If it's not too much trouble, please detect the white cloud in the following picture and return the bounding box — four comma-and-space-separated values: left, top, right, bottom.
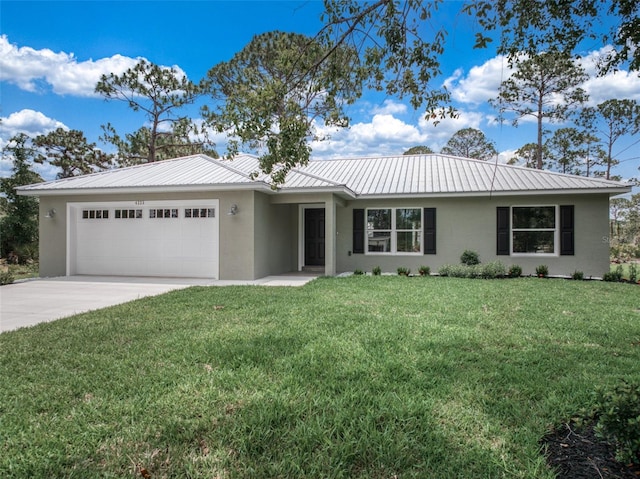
371, 99, 408, 115
311, 113, 429, 158
445, 55, 511, 105
417, 110, 487, 150
577, 47, 640, 104
0, 110, 68, 179
309, 108, 495, 158
0, 35, 186, 97
0, 109, 68, 139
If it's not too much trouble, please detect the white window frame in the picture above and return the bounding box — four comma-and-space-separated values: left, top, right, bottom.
510, 205, 559, 257
365, 207, 423, 255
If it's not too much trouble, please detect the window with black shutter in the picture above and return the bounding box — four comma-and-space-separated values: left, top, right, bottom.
496, 207, 510, 255
353, 209, 364, 254
424, 208, 436, 254
560, 205, 575, 255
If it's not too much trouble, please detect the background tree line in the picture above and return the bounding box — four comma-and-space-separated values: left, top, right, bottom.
2, 0, 639, 262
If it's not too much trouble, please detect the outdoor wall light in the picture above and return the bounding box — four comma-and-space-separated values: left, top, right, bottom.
227, 204, 238, 216
44, 208, 56, 219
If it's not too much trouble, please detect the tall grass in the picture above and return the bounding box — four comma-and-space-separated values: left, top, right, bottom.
1, 277, 638, 478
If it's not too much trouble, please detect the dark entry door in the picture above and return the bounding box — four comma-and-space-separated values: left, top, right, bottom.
304, 208, 325, 266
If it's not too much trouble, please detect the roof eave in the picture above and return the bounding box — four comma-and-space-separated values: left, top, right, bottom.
356, 186, 632, 199
16, 182, 274, 197
278, 185, 357, 199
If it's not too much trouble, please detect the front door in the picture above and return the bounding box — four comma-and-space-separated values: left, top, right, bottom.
304, 208, 325, 266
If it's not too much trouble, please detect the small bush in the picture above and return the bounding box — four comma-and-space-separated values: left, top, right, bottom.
372, 266, 382, 276
438, 264, 452, 277
629, 263, 638, 283
535, 265, 549, 278
508, 264, 522, 278
437, 263, 505, 279
0, 270, 15, 285
460, 250, 480, 266
353, 269, 364, 276
592, 380, 640, 464
572, 270, 584, 281
604, 265, 624, 282
397, 267, 410, 276
418, 265, 430, 276
480, 261, 506, 279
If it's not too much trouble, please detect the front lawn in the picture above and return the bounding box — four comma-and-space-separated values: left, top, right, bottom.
1, 277, 638, 478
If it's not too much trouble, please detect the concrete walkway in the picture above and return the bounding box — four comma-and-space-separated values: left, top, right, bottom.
0, 274, 318, 333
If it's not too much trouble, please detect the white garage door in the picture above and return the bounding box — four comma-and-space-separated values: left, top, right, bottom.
68, 200, 219, 278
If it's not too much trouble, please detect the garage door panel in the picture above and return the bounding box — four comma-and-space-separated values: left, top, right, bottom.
71, 201, 219, 278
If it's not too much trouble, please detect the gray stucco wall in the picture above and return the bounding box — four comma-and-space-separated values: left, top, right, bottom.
336, 194, 611, 278
253, 192, 295, 279
38, 190, 258, 280
37, 190, 612, 280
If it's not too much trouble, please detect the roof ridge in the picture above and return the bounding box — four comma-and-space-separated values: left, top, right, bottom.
289, 166, 345, 187
205, 155, 258, 180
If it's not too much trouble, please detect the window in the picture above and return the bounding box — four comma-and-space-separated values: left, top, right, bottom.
511, 206, 556, 254
184, 208, 215, 218
82, 209, 109, 219
114, 209, 142, 219
149, 208, 178, 219
366, 208, 422, 254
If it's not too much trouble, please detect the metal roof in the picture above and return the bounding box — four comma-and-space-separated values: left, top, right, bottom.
17, 153, 631, 197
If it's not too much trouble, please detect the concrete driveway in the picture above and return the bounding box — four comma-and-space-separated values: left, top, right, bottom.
1, 274, 318, 333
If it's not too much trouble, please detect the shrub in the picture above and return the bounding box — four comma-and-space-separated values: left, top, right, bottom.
438, 264, 452, 277
353, 269, 364, 276
372, 266, 382, 276
508, 264, 522, 278
572, 270, 584, 281
604, 265, 624, 282
418, 265, 430, 276
629, 263, 638, 283
0, 270, 15, 285
480, 261, 506, 279
437, 263, 505, 279
397, 267, 410, 276
535, 265, 549, 278
460, 250, 480, 266
592, 380, 640, 464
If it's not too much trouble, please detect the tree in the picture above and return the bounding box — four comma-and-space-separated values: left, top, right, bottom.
202, 31, 363, 184
196, 1, 638, 179
491, 51, 588, 169
440, 128, 497, 161
610, 194, 640, 253
590, 99, 640, 180
403, 145, 433, 155
33, 128, 113, 178
508, 143, 541, 168
465, 0, 640, 72
101, 121, 218, 167
0, 134, 42, 262
545, 127, 585, 175
316, 1, 639, 111
96, 59, 209, 165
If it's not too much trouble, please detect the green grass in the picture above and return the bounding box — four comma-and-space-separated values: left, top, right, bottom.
1, 277, 639, 478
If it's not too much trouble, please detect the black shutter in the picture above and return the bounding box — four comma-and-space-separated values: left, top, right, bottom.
496, 207, 510, 255
353, 209, 364, 254
424, 208, 436, 254
560, 205, 575, 255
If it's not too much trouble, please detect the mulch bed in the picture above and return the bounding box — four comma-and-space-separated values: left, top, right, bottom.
542, 421, 640, 478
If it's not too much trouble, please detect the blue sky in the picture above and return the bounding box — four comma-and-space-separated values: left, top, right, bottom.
1, 0, 639, 185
